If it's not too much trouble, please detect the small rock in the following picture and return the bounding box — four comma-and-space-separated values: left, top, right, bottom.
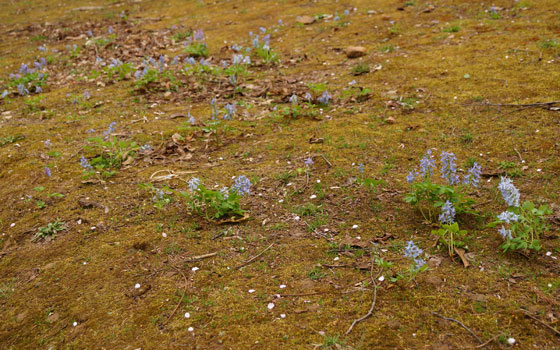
427, 256, 442, 268
346, 46, 367, 58
387, 319, 401, 330
425, 275, 443, 287
296, 16, 316, 25
47, 312, 60, 323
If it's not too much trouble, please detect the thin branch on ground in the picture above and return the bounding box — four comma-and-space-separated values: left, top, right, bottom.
161, 265, 189, 327
431, 312, 482, 343
474, 333, 504, 348
520, 309, 560, 337
346, 256, 382, 335
235, 243, 274, 270
319, 154, 332, 167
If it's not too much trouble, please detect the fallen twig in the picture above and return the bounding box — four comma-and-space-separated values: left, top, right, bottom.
474, 333, 504, 348
235, 243, 274, 270
319, 154, 333, 167
186, 252, 218, 261
431, 312, 482, 343
346, 257, 382, 335
520, 309, 560, 337
161, 266, 188, 327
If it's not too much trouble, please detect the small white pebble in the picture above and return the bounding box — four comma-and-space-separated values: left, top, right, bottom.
90, 226, 96, 231
134, 283, 141, 289
505, 55, 509, 59
73, 321, 78, 327
279, 284, 286, 289
310, 195, 317, 199
324, 228, 329, 232
280, 314, 286, 318
162, 232, 167, 238
507, 338, 515, 345
294, 216, 300, 221
536, 169, 541, 172
381, 249, 388, 252
548, 283, 552, 288
333, 257, 340, 261
278, 199, 284, 203
316, 179, 321, 183
9, 222, 16, 227
83, 262, 87, 265
248, 289, 255, 293
77, 219, 82, 225
191, 267, 199, 272
318, 331, 325, 336
412, 333, 416, 337
184, 312, 190, 318
188, 327, 194, 332
546, 251, 552, 256
356, 236, 361, 240
378, 276, 385, 282
267, 303, 275, 310
352, 224, 358, 229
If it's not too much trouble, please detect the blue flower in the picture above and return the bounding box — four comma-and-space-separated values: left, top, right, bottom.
188, 177, 201, 191
252, 35, 259, 48
440, 151, 459, 185
35, 86, 42, 94
87, 30, 93, 37
304, 157, 314, 167
404, 240, 423, 259
304, 92, 312, 102
45, 166, 52, 177
413, 257, 426, 270
103, 122, 116, 139
289, 94, 298, 105
83, 90, 90, 100
43, 140, 52, 148
259, 26, 267, 34
193, 29, 204, 41
419, 149, 436, 179
220, 187, 230, 199
232, 175, 251, 196
464, 162, 482, 187
1, 90, 8, 99
188, 113, 196, 125
406, 169, 418, 183
224, 103, 236, 120
229, 75, 237, 86
80, 156, 93, 171
140, 144, 152, 152
498, 225, 512, 240
344, 9, 350, 16
108, 26, 114, 34
438, 200, 456, 224
357, 163, 364, 174
497, 211, 519, 224
17, 84, 29, 96
318, 91, 331, 105
498, 177, 520, 207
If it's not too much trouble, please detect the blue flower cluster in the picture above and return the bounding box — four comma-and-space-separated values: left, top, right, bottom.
497, 211, 519, 224
80, 156, 93, 171
188, 177, 201, 191
438, 200, 456, 224
498, 177, 520, 207
407, 149, 481, 187
317, 91, 332, 105
404, 240, 426, 270
232, 175, 251, 196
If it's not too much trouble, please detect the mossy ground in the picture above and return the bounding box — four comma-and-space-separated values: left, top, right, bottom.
1, 0, 559, 349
